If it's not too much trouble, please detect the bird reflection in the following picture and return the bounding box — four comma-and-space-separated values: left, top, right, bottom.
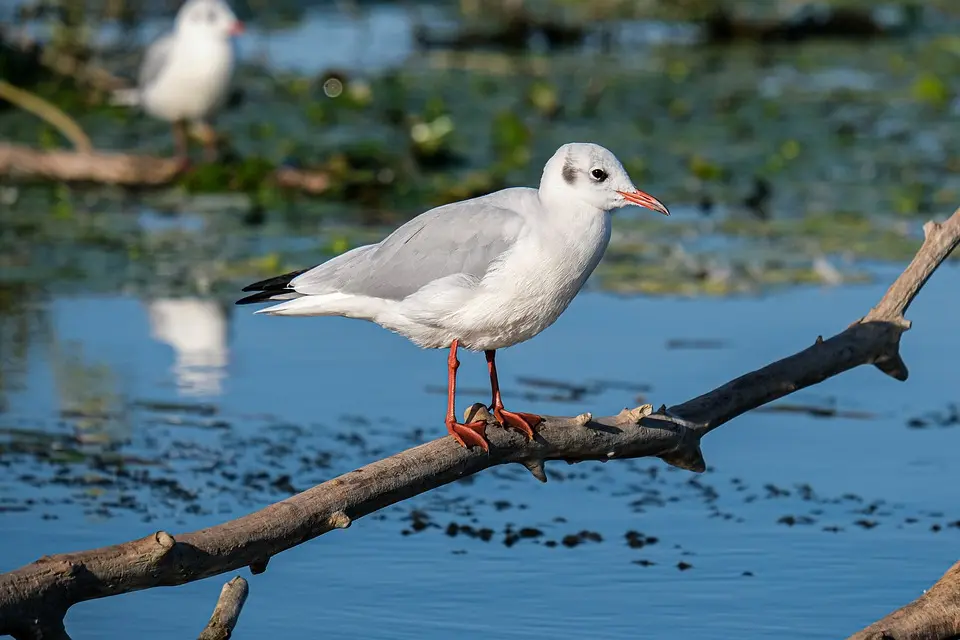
147, 298, 231, 397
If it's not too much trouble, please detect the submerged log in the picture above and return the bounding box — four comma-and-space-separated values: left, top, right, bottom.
0, 143, 331, 193
0, 143, 182, 186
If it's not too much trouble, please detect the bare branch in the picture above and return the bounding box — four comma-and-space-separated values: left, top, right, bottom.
0, 143, 332, 193
666, 208, 960, 435
273, 166, 331, 195
0, 207, 958, 639
849, 561, 960, 640
198, 577, 249, 640
867, 217, 960, 322
0, 144, 182, 186
0, 82, 92, 152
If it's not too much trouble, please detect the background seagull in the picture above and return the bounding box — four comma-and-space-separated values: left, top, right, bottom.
124, 0, 244, 161
237, 142, 669, 450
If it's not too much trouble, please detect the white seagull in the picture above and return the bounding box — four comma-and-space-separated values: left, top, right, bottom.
237, 143, 669, 450
136, 0, 243, 160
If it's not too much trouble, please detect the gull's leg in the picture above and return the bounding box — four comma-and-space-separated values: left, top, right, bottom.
485, 349, 541, 440
445, 339, 489, 451
171, 119, 189, 163
196, 121, 219, 163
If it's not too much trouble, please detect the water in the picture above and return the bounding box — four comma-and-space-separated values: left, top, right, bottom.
5, 1, 960, 636
242, 4, 427, 73
2, 263, 959, 638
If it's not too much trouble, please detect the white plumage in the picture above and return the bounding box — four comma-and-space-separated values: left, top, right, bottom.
134, 0, 243, 157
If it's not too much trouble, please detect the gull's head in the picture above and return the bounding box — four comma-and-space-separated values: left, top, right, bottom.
175, 0, 244, 39
540, 142, 669, 216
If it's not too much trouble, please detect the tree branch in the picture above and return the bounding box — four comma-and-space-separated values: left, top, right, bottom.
198, 577, 249, 640
849, 561, 960, 640
0, 207, 958, 639
666, 210, 960, 438
0, 143, 332, 192
0, 82, 92, 153
0, 144, 181, 186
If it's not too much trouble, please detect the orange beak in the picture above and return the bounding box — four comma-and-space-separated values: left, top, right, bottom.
230, 21, 245, 36
617, 190, 670, 216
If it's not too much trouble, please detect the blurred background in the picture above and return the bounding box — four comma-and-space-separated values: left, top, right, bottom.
2, 0, 960, 638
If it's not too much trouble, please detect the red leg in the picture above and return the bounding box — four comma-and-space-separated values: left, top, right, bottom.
445, 339, 489, 451
485, 350, 542, 440
172, 120, 189, 162
197, 121, 219, 163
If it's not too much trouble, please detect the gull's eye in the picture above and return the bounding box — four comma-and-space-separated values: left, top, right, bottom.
590, 168, 608, 182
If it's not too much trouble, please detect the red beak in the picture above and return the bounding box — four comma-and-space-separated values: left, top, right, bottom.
230, 21, 245, 36
616, 190, 670, 216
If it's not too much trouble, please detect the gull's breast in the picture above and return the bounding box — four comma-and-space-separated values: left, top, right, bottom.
451, 212, 612, 350
144, 38, 234, 120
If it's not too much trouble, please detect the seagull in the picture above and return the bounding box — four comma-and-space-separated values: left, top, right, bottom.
237, 143, 669, 450
134, 0, 243, 161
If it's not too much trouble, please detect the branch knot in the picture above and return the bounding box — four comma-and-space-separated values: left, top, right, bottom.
329, 511, 352, 529
574, 412, 593, 426
619, 404, 653, 424
155, 531, 176, 550
522, 459, 548, 483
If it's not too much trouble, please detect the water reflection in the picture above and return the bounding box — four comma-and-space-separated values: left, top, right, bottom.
146, 298, 231, 398
0, 282, 49, 413
49, 339, 130, 447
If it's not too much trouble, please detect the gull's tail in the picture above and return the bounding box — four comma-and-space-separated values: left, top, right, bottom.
235, 268, 309, 305
236, 267, 387, 319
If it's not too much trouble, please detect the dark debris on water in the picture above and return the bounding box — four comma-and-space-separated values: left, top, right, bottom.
1, 394, 957, 567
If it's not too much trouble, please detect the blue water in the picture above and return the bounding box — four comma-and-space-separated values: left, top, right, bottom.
3, 262, 959, 638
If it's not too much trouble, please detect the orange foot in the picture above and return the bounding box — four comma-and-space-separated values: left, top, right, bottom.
493, 407, 542, 441
446, 418, 489, 451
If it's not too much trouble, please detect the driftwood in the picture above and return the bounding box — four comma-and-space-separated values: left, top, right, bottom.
0, 143, 332, 192
0, 82, 318, 192
848, 560, 960, 640
198, 577, 249, 640
0, 143, 182, 186
0, 207, 959, 639
0, 82, 92, 153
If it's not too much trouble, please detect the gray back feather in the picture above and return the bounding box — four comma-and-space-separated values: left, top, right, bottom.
138, 33, 174, 91
291, 189, 533, 300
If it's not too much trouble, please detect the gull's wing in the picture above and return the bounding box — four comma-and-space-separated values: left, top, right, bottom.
291, 189, 533, 301
138, 33, 174, 91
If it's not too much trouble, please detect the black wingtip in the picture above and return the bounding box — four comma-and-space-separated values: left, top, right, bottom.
236, 291, 279, 305
241, 268, 309, 292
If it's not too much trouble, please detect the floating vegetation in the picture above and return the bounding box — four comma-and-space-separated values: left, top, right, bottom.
2, 398, 954, 550
4, 0, 959, 302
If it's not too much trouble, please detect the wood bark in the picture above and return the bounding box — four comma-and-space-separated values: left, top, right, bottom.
0, 82, 92, 153
849, 561, 960, 640
0, 143, 331, 192
0, 208, 958, 639
197, 577, 249, 640
0, 143, 182, 186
